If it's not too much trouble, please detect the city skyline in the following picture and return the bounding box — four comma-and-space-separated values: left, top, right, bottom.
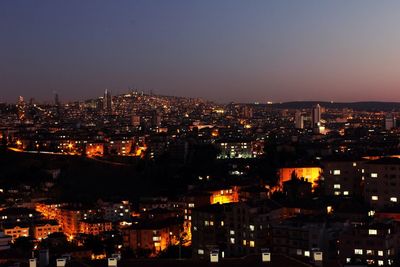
3, 1, 400, 103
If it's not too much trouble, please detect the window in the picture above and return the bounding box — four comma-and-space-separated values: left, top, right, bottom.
198, 249, 204, 255
354, 249, 363, 255
230, 238, 235, 244
243, 240, 247, 245
371, 173, 378, 178
220, 221, 224, 226
390, 197, 397, 202
333, 170, 341, 175
204, 221, 209, 226
369, 229, 377, 235
378, 260, 384, 266
378, 250, 383, 256
304, 251, 310, 257
343, 191, 349, 196
334, 184, 341, 189
371, 196, 378, 201
249, 225, 255, 231
249, 241, 255, 247
230, 230, 235, 235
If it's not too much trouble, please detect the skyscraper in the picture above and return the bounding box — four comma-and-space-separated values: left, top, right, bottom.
295, 111, 304, 129
103, 89, 112, 113
311, 104, 322, 127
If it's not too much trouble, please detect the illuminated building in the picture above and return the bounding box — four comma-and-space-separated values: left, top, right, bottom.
3, 224, 29, 241
122, 219, 181, 255
85, 142, 104, 157
216, 140, 256, 159
103, 89, 112, 114
311, 104, 322, 128
321, 158, 365, 197
278, 167, 321, 189
295, 111, 304, 129
33, 220, 62, 240
79, 220, 112, 235
192, 200, 282, 259
338, 220, 397, 266
209, 187, 239, 205
36, 201, 65, 220
363, 157, 400, 208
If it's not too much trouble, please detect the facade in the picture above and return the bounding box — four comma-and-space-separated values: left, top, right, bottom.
363, 158, 400, 209
33, 220, 62, 240
338, 220, 397, 266
3, 224, 29, 241
321, 158, 364, 197
191, 200, 284, 259
79, 220, 112, 235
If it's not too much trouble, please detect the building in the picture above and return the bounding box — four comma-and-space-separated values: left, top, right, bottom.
103, 89, 112, 113
33, 220, 62, 240
321, 158, 365, 197
79, 220, 112, 235
3, 223, 29, 241
122, 218, 181, 255
191, 200, 284, 259
385, 114, 396, 130
295, 111, 304, 129
0, 232, 11, 250
277, 167, 321, 189
338, 220, 397, 266
363, 157, 400, 209
311, 104, 322, 128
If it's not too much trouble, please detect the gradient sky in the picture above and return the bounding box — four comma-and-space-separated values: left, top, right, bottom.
2, 1, 400, 103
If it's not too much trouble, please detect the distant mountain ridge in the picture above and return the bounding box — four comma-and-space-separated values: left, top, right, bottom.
262, 101, 400, 111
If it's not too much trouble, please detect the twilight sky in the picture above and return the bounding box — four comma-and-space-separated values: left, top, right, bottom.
2, 1, 400, 103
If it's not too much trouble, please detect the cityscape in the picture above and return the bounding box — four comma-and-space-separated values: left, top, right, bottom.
3, 1, 400, 267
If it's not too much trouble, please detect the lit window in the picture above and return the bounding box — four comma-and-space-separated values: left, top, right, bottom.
249, 225, 255, 231
378, 260, 384, 266
369, 229, 377, 235
333, 170, 341, 175
353, 162, 357, 167
343, 191, 349, 196
354, 249, 363, 255
230, 230, 235, 235
378, 250, 383, 256
230, 238, 235, 244
221, 221, 224, 226
210, 221, 214, 226
372, 196, 378, 201
249, 241, 255, 247
390, 197, 397, 202
198, 249, 204, 255
371, 173, 378, 178
334, 184, 341, 189
243, 240, 247, 245
204, 221, 209, 226
366, 250, 373, 255
304, 251, 310, 257
188, 203, 195, 208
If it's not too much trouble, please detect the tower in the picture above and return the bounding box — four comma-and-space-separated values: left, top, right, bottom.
103, 89, 112, 113
311, 104, 322, 127
295, 111, 304, 129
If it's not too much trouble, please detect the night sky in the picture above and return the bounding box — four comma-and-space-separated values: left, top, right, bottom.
2, 1, 400, 103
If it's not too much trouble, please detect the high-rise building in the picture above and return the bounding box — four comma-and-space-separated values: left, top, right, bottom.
103, 89, 112, 113
385, 114, 396, 130
295, 111, 304, 129
311, 104, 322, 127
